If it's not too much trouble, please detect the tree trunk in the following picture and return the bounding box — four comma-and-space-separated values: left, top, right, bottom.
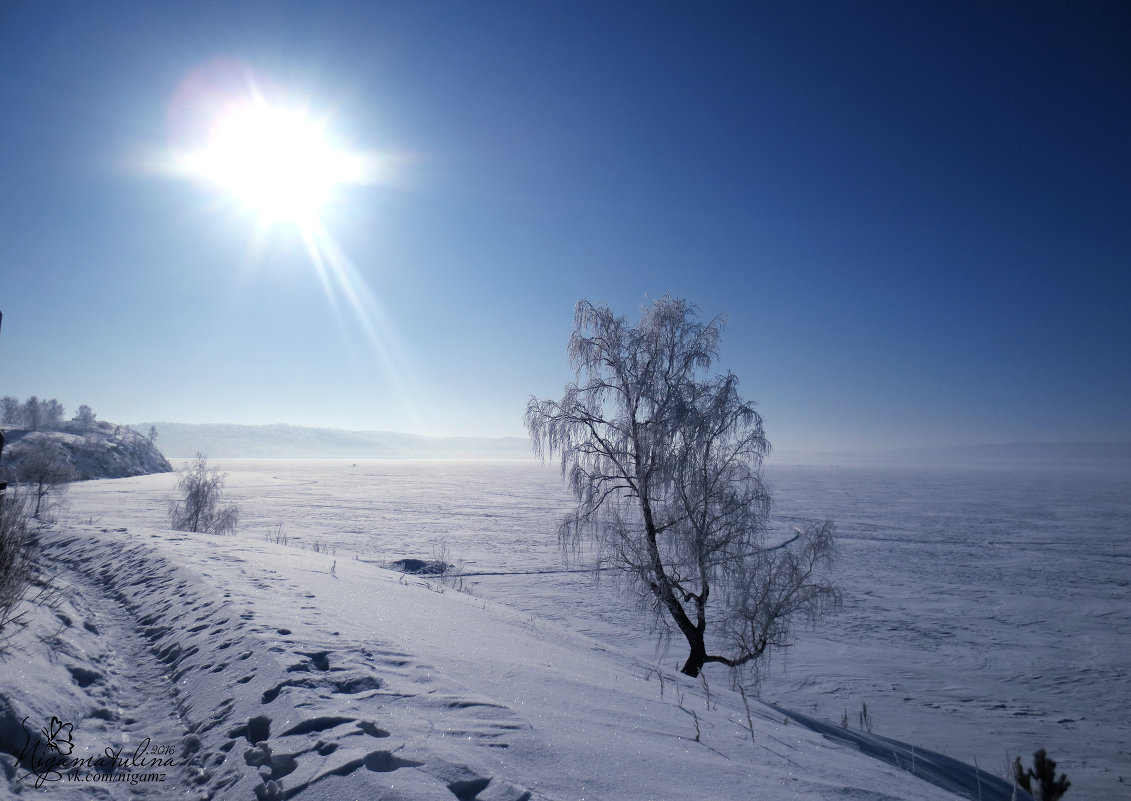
680, 630, 709, 677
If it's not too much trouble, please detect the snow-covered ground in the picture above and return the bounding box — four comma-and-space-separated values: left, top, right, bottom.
767, 463, 1131, 801
3, 458, 1126, 799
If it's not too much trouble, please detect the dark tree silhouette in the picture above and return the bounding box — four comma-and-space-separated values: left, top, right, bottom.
1014, 749, 1070, 801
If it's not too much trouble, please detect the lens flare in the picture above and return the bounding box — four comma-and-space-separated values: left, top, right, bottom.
163, 59, 382, 228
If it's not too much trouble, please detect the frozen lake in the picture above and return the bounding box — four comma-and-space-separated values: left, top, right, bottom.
66, 458, 1131, 800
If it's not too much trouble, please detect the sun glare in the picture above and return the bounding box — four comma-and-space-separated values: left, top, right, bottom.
156, 60, 420, 426
181, 102, 366, 226
162, 60, 383, 229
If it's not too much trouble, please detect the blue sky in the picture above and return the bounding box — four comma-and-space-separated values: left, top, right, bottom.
1, 1, 1128, 452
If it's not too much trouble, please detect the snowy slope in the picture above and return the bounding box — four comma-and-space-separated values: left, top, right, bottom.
0, 515, 996, 799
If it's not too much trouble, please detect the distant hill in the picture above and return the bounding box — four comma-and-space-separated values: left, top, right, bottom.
134, 422, 534, 460
771, 441, 1131, 468
1, 420, 173, 480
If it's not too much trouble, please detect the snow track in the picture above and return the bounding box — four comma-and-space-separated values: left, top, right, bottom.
2, 525, 537, 800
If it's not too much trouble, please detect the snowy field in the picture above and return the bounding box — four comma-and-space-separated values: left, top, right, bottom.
9, 458, 1129, 799
766, 463, 1131, 801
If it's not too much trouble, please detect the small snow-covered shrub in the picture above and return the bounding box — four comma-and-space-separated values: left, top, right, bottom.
0, 487, 35, 646
433, 540, 470, 593
169, 454, 239, 535
16, 435, 75, 519
266, 523, 288, 545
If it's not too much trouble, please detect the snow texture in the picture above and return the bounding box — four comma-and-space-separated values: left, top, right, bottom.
1, 459, 1126, 800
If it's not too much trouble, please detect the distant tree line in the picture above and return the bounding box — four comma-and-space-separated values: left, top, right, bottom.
1, 396, 97, 432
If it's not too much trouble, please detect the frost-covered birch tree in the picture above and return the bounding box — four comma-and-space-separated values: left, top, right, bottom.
20, 435, 75, 518
22, 397, 41, 431
74, 404, 97, 432
169, 454, 239, 536
0, 397, 20, 426
42, 399, 65, 430
525, 297, 840, 679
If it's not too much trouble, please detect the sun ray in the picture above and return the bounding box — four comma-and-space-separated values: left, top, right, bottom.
298, 222, 425, 433
155, 59, 419, 429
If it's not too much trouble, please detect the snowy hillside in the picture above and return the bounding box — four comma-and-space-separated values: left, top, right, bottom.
1, 421, 172, 481
0, 475, 1027, 800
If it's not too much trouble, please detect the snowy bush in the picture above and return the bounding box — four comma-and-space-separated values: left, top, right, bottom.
433, 540, 470, 594
17, 434, 76, 519
0, 487, 35, 646
169, 454, 240, 535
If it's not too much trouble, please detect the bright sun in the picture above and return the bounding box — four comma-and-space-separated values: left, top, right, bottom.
182, 101, 363, 226
162, 60, 387, 230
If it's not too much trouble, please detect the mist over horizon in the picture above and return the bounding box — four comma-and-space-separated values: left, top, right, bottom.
135, 420, 534, 460
133, 420, 1131, 469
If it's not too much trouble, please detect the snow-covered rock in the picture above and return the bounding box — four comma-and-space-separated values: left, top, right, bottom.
1, 421, 172, 481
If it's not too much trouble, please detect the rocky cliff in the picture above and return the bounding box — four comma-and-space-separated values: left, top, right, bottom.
0, 420, 173, 481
